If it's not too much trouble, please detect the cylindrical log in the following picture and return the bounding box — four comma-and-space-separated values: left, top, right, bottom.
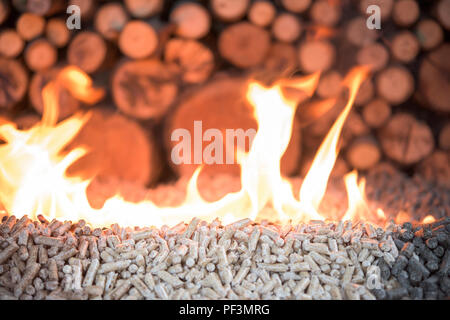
218, 22, 270, 68
69, 0, 96, 21
67, 31, 107, 74
417, 151, 450, 188
66, 108, 160, 186
362, 99, 391, 129
378, 112, 434, 165
0, 58, 28, 110
25, 0, 65, 16
29, 67, 80, 120
436, 0, 450, 30
263, 42, 298, 78
118, 20, 158, 59
418, 44, 450, 112
390, 31, 419, 63
393, 0, 419, 27
112, 58, 178, 120
439, 123, 450, 150
94, 3, 129, 41
346, 17, 378, 47
24, 38, 57, 72
248, 1, 276, 28
45, 18, 70, 48
272, 13, 302, 44
0, 0, 9, 25
164, 38, 214, 84
346, 136, 381, 171
16, 13, 45, 41
298, 40, 335, 73
165, 76, 302, 178
376, 66, 414, 105
310, 0, 341, 27
170, 2, 211, 39
281, 0, 311, 13
0, 30, 24, 58
354, 79, 374, 107
124, 0, 163, 18
316, 71, 342, 99
415, 19, 443, 51
356, 43, 389, 72
211, 0, 250, 22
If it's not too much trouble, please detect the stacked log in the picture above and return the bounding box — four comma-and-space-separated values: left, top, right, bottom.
0, 0, 447, 189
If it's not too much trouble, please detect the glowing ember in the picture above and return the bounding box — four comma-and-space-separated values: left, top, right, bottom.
0, 64, 396, 228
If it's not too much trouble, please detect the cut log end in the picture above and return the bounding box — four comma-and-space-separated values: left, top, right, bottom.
218, 22, 270, 68
66, 108, 160, 186
436, 0, 450, 30
310, 0, 341, 27
316, 71, 342, 99
376, 66, 414, 105
356, 43, 389, 72
281, 0, 311, 13
94, 3, 129, 41
272, 13, 302, 43
391, 31, 419, 63
346, 17, 379, 47
298, 40, 335, 73
0, 58, 28, 110
125, 0, 163, 18
354, 79, 374, 106
378, 112, 434, 165
16, 13, 45, 41
263, 42, 298, 78
24, 39, 57, 72
112, 58, 178, 120
67, 31, 107, 74
248, 1, 276, 27
393, 0, 419, 27
164, 38, 214, 84
118, 20, 158, 59
211, 0, 250, 22
415, 19, 443, 51
29, 67, 81, 120
417, 150, 450, 188
419, 44, 450, 113
362, 98, 391, 129
346, 136, 381, 171
46, 18, 71, 48
170, 2, 211, 39
0, 30, 24, 58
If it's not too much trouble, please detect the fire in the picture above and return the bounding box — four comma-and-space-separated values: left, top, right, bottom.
0, 64, 401, 228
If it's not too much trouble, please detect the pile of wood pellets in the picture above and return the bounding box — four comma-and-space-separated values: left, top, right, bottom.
1, 212, 448, 300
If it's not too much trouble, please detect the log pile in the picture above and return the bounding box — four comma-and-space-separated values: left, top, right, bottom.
0, 0, 448, 189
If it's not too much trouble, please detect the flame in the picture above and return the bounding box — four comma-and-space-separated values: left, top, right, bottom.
421, 215, 436, 224
0, 65, 405, 229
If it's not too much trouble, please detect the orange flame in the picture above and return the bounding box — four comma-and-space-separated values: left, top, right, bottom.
0, 64, 404, 228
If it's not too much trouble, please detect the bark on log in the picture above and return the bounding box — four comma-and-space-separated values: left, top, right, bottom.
376, 66, 414, 105
378, 112, 434, 165
248, 1, 276, 28
418, 44, 450, 113
67, 31, 107, 74
118, 20, 158, 59
45, 18, 70, 48
29, 67, 80, 120
218, 22, 270, 68
170, 2, 211, 39
16, 13, 45, 41
211, 0, 250, 22
94, 3, 129, 41
112, 58, 178, 120
164, 38, 214, 84
124, 0, 163, 18
415, 19, 443, 51
0, 30, 24, 58
393, 0, 419, 27
298, 40, 335, 73
0, 58, 28, 110
390, 31, 419, 63
272, 13, 302, 44
24, 38, 57, 72
165, 76, 302, 178
356, 43, 389, 72
65, 108, 160, 186
362, 98, 391, 129
346, 135, 381, 170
